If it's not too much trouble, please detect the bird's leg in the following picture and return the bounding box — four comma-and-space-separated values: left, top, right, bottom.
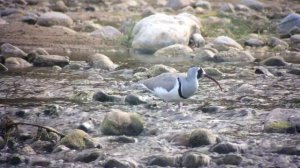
176, 102, 182, 112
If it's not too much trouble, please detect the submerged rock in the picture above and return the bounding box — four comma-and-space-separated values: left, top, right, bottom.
1, 43, 27, 59
132, 13, 200, 53
37, 11, 73, 27
87, 53, 118, 70
101, 110, 144, 136
277, 13, 300, 37
60, 129, 97, 150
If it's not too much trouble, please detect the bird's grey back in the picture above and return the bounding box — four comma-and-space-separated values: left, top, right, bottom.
140, 73, 180, 92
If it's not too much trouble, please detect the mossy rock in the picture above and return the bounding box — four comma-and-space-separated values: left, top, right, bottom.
60, 129, 96, 150
189, 128, 218, 147
101, 110, 144, 136
265, 121, 294, 133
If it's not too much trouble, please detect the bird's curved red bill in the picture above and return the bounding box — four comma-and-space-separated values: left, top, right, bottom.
203, 74, 223, 91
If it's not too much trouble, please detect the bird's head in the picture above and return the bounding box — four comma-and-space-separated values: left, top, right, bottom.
192, 67, 223, 91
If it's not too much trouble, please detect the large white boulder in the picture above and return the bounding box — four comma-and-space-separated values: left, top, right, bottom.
132, 13, 201, 53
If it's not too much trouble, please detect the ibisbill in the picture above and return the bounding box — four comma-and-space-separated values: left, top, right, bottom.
139, 67, 223, 110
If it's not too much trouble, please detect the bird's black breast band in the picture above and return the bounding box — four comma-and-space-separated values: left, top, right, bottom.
177, 78, 188, 99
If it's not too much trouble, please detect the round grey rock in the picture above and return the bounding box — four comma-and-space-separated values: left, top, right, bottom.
290, 34, 300, 44
240, 0, 264, 11
212, 36, 243, 51
101, 110, 144, 136
5, 57, 32, 69
165, 0, 192, 10
277, 13, 300, 38
87, 53, 117, 70
132, 13, 200, 53
37, 12, 73, 27
1, 43, 27, 59
90, 26, 122, 40
214, 49, 255, 62
245, 37, 265, 47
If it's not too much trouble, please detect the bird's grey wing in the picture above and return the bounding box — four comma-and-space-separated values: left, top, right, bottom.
140, 73, 178, 92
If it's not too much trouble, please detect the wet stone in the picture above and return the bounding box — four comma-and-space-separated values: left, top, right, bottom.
147, 155, 180, 167
15, 110, 30, 118
216, 154, 243, 165
245, 37, 265, 47
124, 94, 146, 105
7, 154, 25, 165
211, 142, 247, 154
75, 149, 104, 163
60, 129, 97, 150
20, 145, 36, 155
1, 43, 27, 59
30, 157, 51, 167
288, 68, 300, 75
18, 132, 33, 141
261, 56, 289, 66
0, 63, 8, 71
276, 145, 300, 156
43, 104, 61, 117
30, 54, 70, 67
93, 91, 122, 102
167, 132, 190, 146
181, 151, 211, 167
103, 158, 137, 168
22, 12, 39, 25
201, 106, 225, 113
189, 128, 218, 147
78, 120, 95, 133
255, 66, 274, 77
31, 140, 55, 153
0, 137, 5, 149
101, 110, 144, 136
110, 136, 136, 143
